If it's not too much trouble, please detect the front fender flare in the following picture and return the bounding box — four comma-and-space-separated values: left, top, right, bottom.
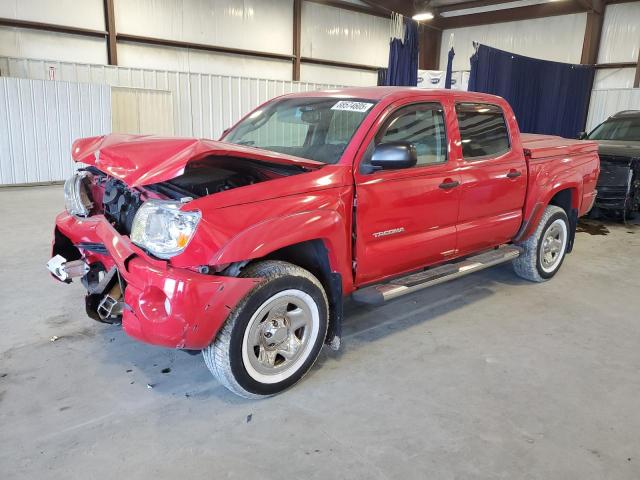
211, 209, 351, 282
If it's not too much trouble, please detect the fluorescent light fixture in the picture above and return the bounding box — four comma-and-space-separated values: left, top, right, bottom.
412, 11, 434, 21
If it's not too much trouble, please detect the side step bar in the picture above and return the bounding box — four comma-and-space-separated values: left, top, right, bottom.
352, 245, 522, 306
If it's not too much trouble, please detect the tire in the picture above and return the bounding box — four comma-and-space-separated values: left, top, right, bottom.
202, 260, 329, 399
513, 205, 570, 282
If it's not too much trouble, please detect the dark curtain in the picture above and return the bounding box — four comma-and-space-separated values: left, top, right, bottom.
468, 44, 595, 138
444, 47, 455, 89
385, 17, 419, 86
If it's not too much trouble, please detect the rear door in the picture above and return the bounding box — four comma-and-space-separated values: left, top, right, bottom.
454, 102, 527, 255
353, 99, 461, 285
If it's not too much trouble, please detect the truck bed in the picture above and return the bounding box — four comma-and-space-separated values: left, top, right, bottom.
521, 133, 599, 159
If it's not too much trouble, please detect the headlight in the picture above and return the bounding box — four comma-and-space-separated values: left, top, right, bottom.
130, 200, 201, 259
64, 172, 93, 217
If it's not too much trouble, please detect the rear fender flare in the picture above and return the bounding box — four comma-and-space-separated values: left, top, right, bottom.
516, 180, 581, 243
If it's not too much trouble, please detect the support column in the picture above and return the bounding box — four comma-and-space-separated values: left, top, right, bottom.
293, 0, 302, 81
103, 0, 117, 65
419, 26, 442, 71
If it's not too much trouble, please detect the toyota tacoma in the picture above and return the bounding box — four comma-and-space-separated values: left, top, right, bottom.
48, 88, 600, 398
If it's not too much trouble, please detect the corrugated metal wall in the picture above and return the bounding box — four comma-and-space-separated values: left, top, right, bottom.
0, 56, 346, 185
586, 88, 640, 131
0, 56, 345, 140
0, 77, 110, 185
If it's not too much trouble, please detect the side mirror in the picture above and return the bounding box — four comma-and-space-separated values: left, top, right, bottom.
578, 131, 588, 140
370, 142, 417, 171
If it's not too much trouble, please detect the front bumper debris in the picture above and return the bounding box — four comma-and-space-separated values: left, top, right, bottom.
46, 255, 90, 282
51, 212, 259, 349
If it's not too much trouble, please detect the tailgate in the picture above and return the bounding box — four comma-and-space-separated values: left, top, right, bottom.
521, 133, 598, 159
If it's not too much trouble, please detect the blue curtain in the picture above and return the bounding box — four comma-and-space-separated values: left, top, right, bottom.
444, 47, 455, 89
385, 17, 419, 86
468, 44, 595, 138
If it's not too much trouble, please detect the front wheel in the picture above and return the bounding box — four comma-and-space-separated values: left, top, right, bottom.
202, 261, 328, 398
513, 205, 570, 282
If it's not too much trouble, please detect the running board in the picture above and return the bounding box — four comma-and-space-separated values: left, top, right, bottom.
352, 246, 522, 306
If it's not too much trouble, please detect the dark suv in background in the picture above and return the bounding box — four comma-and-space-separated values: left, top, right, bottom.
583, 110, 640, 219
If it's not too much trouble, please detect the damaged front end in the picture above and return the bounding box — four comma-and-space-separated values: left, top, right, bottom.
47, 137, 311, 348
593, 154, 640, 217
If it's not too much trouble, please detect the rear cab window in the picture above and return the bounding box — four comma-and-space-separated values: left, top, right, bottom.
455, 103, 510, 160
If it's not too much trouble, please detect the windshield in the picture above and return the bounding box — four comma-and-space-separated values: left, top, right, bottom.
588, 117, 640, 141
224, 97, 376, 164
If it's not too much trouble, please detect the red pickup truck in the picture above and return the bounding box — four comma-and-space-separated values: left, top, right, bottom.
48, 88, 599, 398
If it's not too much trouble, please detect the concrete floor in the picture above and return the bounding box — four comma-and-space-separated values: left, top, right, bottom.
1, 185, 639, 480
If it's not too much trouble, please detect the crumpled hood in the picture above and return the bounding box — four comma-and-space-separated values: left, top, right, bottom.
595, 140, 640, 160
72, 134, 324, 187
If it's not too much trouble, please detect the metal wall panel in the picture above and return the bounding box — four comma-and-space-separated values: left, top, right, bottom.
0, 77, 111, 185
115, 0, 293, 56
440, 13, 588, 71
300, 63, 378, 86
0, 56, 346, 140
597, 2, 640, 64
0, 27, 108, 65
301, 2, 389, 67
0, 57, 346, 185
0, 0, 105, 30
593, 68, 637, 90
586, 88, 640, 131
116, 42, 293, 81
111, 87, 174, 135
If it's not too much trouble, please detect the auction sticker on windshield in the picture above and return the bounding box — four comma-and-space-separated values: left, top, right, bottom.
331, 101, 374, 112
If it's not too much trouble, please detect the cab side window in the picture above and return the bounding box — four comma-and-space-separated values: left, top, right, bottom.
455, 103, 510, 160
376, 103, 447, 167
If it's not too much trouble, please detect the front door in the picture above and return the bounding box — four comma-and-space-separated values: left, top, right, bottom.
354, 100, 461, 285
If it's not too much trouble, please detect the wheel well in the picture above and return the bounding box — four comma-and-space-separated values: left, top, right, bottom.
548, 189, 574, 215
548, 188, 578, 253
258, 240, 343, 348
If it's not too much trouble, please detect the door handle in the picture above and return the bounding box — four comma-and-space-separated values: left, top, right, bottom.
439, 179, 460, 190
506, 170, 522, 179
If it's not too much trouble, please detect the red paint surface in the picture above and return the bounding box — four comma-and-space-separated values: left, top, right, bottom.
54, 88, 600, 349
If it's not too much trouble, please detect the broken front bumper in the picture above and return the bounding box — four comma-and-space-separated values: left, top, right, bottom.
52, 212, 258, 349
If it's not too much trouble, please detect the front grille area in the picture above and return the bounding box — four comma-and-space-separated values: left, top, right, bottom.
99, 176, 143, 234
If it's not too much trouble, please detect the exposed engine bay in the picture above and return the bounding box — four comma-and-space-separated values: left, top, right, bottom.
83, 155, 303, 234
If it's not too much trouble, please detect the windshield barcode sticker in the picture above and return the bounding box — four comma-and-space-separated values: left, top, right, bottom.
331, 101, 374, 113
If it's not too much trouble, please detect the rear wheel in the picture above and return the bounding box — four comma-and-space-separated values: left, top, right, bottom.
513, 205, 569, 282
202, 261, 328, 399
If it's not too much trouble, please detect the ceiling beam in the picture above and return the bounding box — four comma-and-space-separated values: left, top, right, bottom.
437, 0, 523, 14
359, 0, 413, 17
0, 17, 107, 38
594, 62, 637, 68
300, 56, 381, 71
306, 0, 390, 18
435, 1, 588, 29
116, 33, 295, 62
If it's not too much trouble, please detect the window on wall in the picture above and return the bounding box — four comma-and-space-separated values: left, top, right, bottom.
456, 103, 510, 159
375, 103, 447, 166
